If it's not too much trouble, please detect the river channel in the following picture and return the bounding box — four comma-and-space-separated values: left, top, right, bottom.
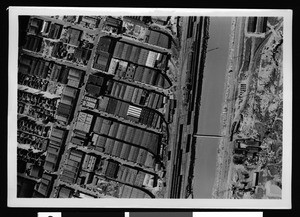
193, 17, 232, 198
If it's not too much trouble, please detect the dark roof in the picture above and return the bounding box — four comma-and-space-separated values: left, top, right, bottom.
51, 127, 66, 139
58, 186, 74, 198
93, 51, 111, 71
85, 83, 101, 97
105, 16, 123, 27
105, 161, 119, 178
71, 136, 85, 146
68, 28, 82, 46
87, 74, 104, 86
57, 102, 73, 117
43, 161, 56, 172
48, 23, 63, 39
29, 165, 43, 178
97, 36, 113, 53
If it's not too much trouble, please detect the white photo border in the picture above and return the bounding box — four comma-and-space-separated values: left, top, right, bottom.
8, 7, 292, 208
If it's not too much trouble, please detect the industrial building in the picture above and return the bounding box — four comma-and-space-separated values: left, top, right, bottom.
27, 18, 43, 35
113, 41, 169, 70
146, 29, 170, 49
44, 127, 67, 172
97, 96, 163, 129
92, 157, 156, 195
17, 15, 175, 199
67, 28, 82, 46
93, 36, 116, 71
36, 173, 55, 197
23, 35, 43, 52
74, 47, 92, 64
48, 23, 63, 39
74, 111, 94, 134
56, 86, 79, 124
18, 54, 49, 79
67, 67, 84, 88
91, 115, 161, 168
108, 58, 171, 88
85, 74, 105, 97
57, 185, 74, 198
82, 154, 98, 172
59, 149, 85, 184
78, 16, 100, 29
107, 80, 165, 109
103, 16, 123, 34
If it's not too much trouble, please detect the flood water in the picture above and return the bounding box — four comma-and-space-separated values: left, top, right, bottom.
193, 17, 232, 198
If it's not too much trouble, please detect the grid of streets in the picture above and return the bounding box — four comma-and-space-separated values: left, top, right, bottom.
17, 15, 190, 199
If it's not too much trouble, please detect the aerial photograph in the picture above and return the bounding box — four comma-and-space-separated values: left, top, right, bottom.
15, 14, 284, 200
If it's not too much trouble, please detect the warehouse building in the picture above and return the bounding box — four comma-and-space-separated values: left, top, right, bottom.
82, 95, 98, 109
85, 74, 105, 97
108, 57, 171, 89
107, 80, 165, 109
44, 127, 67, 172
23, 35, 43, 52
67, 67, 84, 88
57, 185, 74, 198
18, 55, 49, 79
93, 51, 112, 71
74, 47, 92, 64
78, 16, 100, 29
36, 173, 54, 197
82, 154, 98, 172
103, 16, 123, 34
90, 115, 161, 168
67, 28, 82, 46
93, 36, 116, 71
74, 111, 94, 134
59, 149, 85, 184
48, 23, 63, 39
56, 86, 78, 124
112, 41, 169, 70
146, 29, 170, 49
27, 18, 43, 35
97, 96, 163, 129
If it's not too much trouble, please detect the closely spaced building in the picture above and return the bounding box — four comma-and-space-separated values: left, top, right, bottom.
56, 86, 78, 124
59, 149, 85, 184
44, 127, 67, 172
93, 36, 116, 71
23, 35, 43, 52
48, 23, 63, 39
57, 185, 74, 198
27, 18, 44, 35
67, 28, 82, 46
36, 173, 54, 197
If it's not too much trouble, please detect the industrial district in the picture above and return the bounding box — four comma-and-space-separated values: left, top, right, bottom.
16, 15, 283, 199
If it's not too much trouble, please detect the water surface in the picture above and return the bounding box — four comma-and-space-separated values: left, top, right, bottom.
193, 17, 232, 198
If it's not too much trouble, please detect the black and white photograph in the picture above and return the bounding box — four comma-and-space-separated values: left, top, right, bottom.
7, 7, 292, 208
